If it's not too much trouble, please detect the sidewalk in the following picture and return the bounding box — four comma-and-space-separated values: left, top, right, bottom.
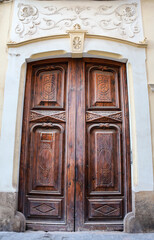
0, 232, 154, 240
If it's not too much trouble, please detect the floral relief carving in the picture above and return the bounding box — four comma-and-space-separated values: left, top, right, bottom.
15, 2, 140, 39
99, 3, 140, 38
73, 36, 82, 50
16, 4, 40, 37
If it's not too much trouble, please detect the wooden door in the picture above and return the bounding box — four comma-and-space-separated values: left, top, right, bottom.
18, 58, 131, 231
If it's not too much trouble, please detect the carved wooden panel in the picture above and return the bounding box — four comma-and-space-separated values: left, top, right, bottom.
86, 111, 122, 122
32, 65, 66, 109
28, 198, 62, 219
95, 72, 112, 102
28, 124, 64, 194
87, 124, 121, 195
86, 65, 120, 109
30, 110, 66, 122
87, 199, 123, 220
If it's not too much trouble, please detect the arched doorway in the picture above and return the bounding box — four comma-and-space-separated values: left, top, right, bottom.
18, 57, 131, 231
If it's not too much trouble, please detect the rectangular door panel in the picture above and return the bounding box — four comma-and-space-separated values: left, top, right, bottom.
32, 64, 66, 109
27, 198, 63, 220
87, 123, 122, 195
87, 199, 123, 220
86, 63, 120, 110
28, 123, 65, 195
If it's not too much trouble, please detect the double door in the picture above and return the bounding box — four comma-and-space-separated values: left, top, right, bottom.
18, 58, 131, 231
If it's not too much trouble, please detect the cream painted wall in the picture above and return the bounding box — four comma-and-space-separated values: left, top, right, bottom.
0, 2, 13, 136
141, 0, 154, 183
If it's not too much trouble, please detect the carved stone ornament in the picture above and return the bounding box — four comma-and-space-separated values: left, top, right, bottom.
13, 1, 142, 42
67, 24, 87, 58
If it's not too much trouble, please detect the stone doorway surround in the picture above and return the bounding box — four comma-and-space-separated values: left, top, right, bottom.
0, 0, 153, 232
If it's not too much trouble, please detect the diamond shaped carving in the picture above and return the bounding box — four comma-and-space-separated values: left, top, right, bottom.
34, 203, 55, 213
94, 204, 116, 215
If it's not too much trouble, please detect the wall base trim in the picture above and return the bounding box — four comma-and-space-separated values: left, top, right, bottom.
0, 192, 26, 232
124, 191, 154, 233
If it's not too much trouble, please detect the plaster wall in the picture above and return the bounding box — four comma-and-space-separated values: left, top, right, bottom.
141, 0, 154, 184
0, 1, 13, 136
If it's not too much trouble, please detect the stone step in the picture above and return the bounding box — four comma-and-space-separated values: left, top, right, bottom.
0, 232, 154, 240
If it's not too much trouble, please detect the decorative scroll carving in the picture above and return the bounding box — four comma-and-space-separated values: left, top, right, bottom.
86, 111, 122, 122
30, 110, 66, 122
99, 3, 140, 38
15, 2, 140, 39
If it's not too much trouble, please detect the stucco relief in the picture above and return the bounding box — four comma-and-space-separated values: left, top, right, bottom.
99, 3, 140, 38
13, 1, 142, 41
